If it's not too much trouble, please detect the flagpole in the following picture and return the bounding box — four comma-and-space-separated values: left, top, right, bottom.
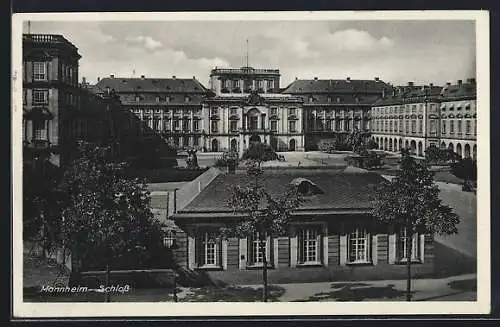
246, 39, 249, 67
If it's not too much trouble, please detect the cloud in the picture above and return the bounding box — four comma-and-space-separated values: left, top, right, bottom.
310, 29, 395, 53
125, 35, 162, 50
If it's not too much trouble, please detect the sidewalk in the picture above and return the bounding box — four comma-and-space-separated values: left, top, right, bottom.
238, 273, 477, 302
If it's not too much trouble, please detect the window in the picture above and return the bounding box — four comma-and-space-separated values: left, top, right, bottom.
405, 120, 409, 133
348, 228, 370, 263
326, 120, 332, 131
457, 120, 462, 134
23, 89, 27, 105
270, 108, 277, 116
248, 232, 270, 266
175, 108, 181, 115
394, 121, 398, 133
397, 228, 421, 262
163, 230, 177, 248
156, 96, 160, 103
153, 119, 160, 131
230, 120, 238, 132
466, 120, 471, 135
289, 121, 296, 132
32, 89, 48, 105
474, 120, 477, 135
399, 120, 403, 132
33, 119, 47, 140
450, 120, 455, 134
135, 96, 140, 102
230, 108, 238, 116
267, 80, 274, 89
271, 120, 278, 132
411, 120, 416, 133
298, 226, 322, 264
411, 105, 417, 114
234, 80, 240, 88
211, 120, 218, 133
308, 96, 314, 103
199, 231, 219, 267
390, 121, 393, 133
430, 120, 437, 134
183, 120, 190, 131
442, 120, 446, 134
193, 136, 199, 146
173, 120, 180, 130
184, 96, 191, 103
258, 80, 265, 89
211, 108, 219, 116
183, 136, 189, 147
418, 120, 423, 133
193, 120, 200, 131
289, 108, 296, 116
163, 120, 170, 131
33, 62, 47, 81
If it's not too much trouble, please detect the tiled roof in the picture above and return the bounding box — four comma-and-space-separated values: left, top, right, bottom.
178, 170, 385, 214
95, 77, 208, 94
373, 85, 443, 106
282, 79, 390, 94
440, 82, 476, 101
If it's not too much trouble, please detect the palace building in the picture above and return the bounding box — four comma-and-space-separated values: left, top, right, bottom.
94, 69, 394, 154
282, 77, 391, 150
370, 79, 477, 159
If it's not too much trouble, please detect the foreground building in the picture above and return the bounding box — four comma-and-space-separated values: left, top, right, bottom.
170, 168, 434, 284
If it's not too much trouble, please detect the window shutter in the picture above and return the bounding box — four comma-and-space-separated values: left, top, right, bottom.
239, 238, 247, 270
322, 224, 328, 266
420, 234, 425, 263
297, 230, 304, 264
221, 239, 227, 270
273, 238, 279, 267
339, 233, 347, 266
388, 233, 396, 264
289, 226, 297, 267
371, 234, 378, 265
188, 230, 196, 269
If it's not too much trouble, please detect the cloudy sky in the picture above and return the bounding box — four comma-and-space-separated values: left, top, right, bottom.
23, 19, 476, 88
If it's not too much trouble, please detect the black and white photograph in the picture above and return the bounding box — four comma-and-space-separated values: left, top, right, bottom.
11, 11, 490, 317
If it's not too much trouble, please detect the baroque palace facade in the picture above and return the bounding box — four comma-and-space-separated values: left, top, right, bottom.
370, 79, 477, 159
94, 68, 394, 155
23, 33, 478, 161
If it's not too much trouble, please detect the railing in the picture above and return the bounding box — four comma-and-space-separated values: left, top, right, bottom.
211, 67, 280, 74
239, 128, 272, 134
23, 34, 74, 47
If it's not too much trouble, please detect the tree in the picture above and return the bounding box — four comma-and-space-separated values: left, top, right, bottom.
58, 142, 167, 301
225, 142, 302, 302
347, 128, 366, 155
450, 157, 477, 192
371, 149, 460, 301
23, 150, 65, 257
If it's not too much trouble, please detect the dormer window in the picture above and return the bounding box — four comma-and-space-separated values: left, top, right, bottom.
185, 96, 191, 103
290, 178, 324, 196
327, 96, 332, 103
308, 96, 314, 103
135, 96, 140, 102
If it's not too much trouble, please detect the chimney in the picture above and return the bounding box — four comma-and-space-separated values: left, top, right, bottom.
193, 76, 196, 79
314, 77, 318, 80
295, 77, 298, 80
346, 77, 351, 82
110, 74, 115, 78
457, 79, 463, 85
429, 83, 433, 87
468, 78, 476, 84
141, 75, 145, 79
446, 82, 451, 86
97, 77, 101, 82
172, 75, 176, 79
82, 76, 86, 84
374, 77, 380, 82
408, 81, 414, 87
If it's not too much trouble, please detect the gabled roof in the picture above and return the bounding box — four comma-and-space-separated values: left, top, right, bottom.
176, 170, 386, 216
373, 85, 443, 106
95, 77, 208, 94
